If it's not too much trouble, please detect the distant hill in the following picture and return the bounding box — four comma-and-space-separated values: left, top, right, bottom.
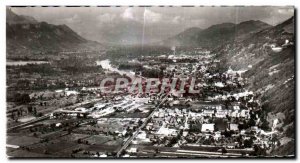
93, 19, 145, 45
163, 20, 271, 48
6, 9, 103, 55
163, 27, 203, 47
215, 16, 295, 156
215, 16, 294, 70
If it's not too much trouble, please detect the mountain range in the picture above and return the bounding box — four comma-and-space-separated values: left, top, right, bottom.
163, 20, 272, 48
6, 8, 103, 54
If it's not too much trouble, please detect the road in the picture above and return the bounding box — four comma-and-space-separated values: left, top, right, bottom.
116, 94, 169, 157
116, 63, 202, 157
7, 98, 103, 132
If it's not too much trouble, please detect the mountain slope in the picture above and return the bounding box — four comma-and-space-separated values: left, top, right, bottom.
215, 16, 295, 156
164, 20, 271, 48
6, 9, 103, 55
164, 27, 203, 47
6, 8, 38, 25
7, 22, 88, 51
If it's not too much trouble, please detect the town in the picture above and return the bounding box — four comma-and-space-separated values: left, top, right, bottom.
7, 48, 280, 158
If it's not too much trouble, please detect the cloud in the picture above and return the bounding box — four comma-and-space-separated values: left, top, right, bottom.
277, 8, 294, 14
64, 14, 80, 23
97, 13, 116, 23
172, 16, 182, 24
144, 9, 162, 23
10, 7, 294, 43
121, 8, 135, 20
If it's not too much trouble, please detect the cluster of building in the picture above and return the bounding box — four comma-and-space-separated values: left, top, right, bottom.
7, 48, 280, 158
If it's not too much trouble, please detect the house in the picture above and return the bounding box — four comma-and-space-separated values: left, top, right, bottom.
156, 126, 178, 136
214, 131, 222, 140
227, 143, 236, 149
158, 112, 165, 118
183, 131, 189, 137
240, 110, 250, 119
216, 110, 228, 118
251, 126, 259, 132
145, 123, 154, 130
215, 82, 225, 88
233, 105, 240, 110
229, 124, 239, 131
231, 110, 240, 118
100, 154, 108, 157
127, 147, 137, 153
203, 109, 215, 117
241, 129, 246, 135
201, 123, 215, 132
133, 131, 151, 144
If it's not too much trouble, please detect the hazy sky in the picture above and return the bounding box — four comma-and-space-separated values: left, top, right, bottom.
11, 6, 294, 44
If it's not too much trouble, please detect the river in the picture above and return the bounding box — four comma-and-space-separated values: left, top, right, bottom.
7, 61, 49, 66
96, 59, 135, 77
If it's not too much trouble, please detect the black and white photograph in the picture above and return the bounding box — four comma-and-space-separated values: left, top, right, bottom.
5, 5, 296, 159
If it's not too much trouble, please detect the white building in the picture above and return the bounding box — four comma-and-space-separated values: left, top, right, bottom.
201, 123, 215, 132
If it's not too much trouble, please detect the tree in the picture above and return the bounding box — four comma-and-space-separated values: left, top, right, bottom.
248, 118, 256, 127
221, 148, 227, 154
37, 112, 43, 117
253, 145, 266, 156
244, 138, 253, 148
15, 93, 31, 104
43, 149, 49, 154
223, 130, 231, 137
27, 106, 33, 113
277, 140, 281, 147
260, 119, 270, 131
32, 107, 37, 115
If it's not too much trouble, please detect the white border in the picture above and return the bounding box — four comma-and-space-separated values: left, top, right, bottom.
0, 0, 297, 6
0, 0, 298, 162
